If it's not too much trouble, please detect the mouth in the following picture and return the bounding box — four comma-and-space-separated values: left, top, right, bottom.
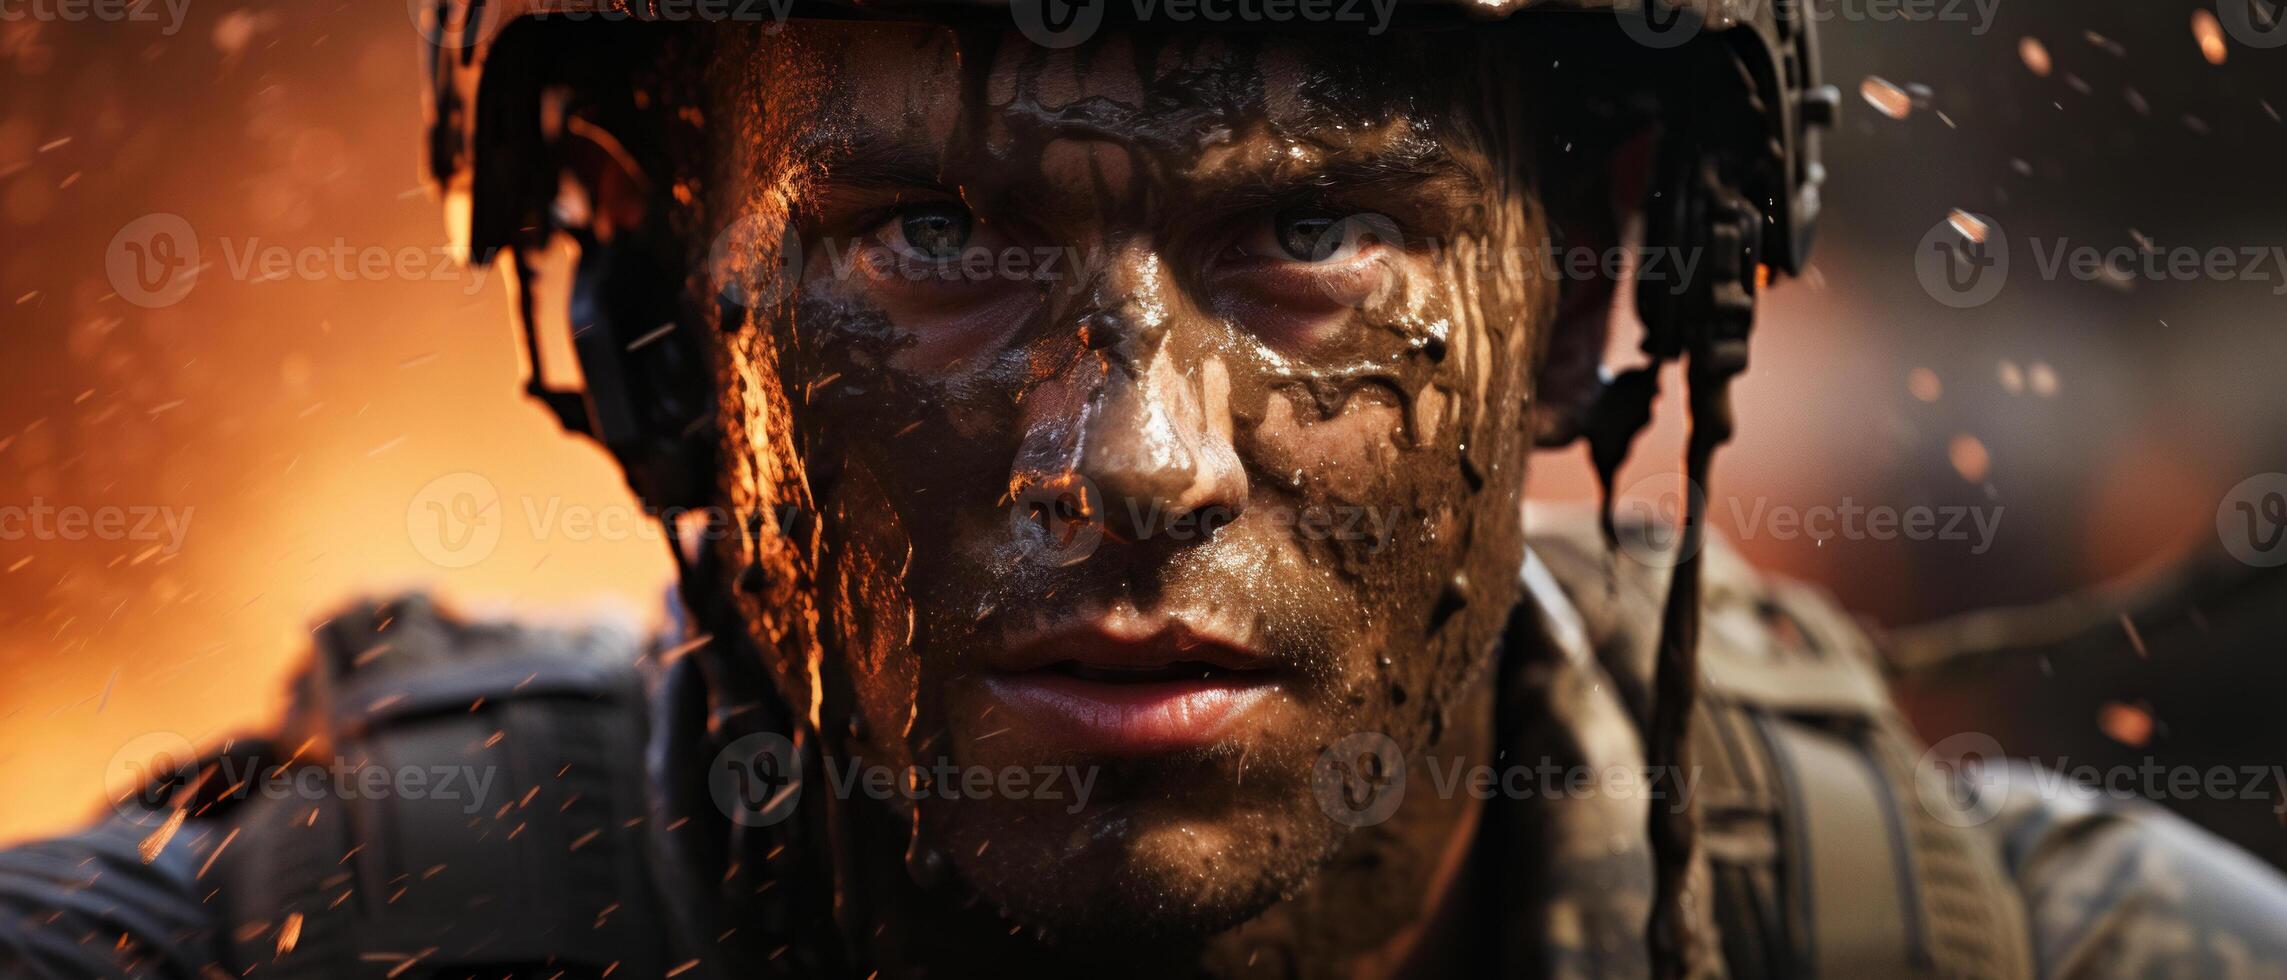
979, 618, 1284, 756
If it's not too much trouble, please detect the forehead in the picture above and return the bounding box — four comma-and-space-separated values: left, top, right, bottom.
749, 23, 1460, 177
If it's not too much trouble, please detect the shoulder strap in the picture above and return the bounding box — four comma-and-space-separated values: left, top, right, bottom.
1523, 511, 2036, 979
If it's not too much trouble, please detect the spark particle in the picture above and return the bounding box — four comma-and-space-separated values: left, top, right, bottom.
2019, 36, 2053, 77
2192, 10, 2229, 65
2099, 702, 2155, 747
1860, 76, 1912, 119
1948, 434, 1991, 484
140, 808, 187, 864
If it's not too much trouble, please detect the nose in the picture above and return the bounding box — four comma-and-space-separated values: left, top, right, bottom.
1017, 254, 1248, 547
1078, 328, 1249, 542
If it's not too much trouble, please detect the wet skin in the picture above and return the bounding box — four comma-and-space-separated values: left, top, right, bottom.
698, 22, 1552, 973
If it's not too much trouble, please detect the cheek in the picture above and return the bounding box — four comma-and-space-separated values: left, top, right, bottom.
1238, 376, 1476, 619
808, 458, 928, 763
806, 249, 1048, 371
1246, 389, 1408, 505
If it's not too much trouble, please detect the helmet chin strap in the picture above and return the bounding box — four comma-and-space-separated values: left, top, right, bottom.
1582, 147, 1760, 978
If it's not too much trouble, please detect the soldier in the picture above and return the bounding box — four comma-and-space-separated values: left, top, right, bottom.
5, 1, 2286, 977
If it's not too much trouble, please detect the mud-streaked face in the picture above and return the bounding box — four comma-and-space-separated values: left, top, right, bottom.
701, 22, 1550, 939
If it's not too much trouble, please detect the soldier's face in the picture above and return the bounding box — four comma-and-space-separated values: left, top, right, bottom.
704, 23, 1548, 937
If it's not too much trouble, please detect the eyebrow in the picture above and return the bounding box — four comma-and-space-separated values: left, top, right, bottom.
1268, 140, 1480, 196
802, 127, 1484, 209
805, 134, 949, 191
1192, 132, 1488, 225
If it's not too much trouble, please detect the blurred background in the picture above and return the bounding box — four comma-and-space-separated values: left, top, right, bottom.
0, 0, 2281, 863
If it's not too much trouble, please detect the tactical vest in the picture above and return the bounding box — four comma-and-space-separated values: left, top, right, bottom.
155, 521, 2036, 978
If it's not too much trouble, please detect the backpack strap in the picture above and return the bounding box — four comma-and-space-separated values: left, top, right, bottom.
1524, 509, 2036, 979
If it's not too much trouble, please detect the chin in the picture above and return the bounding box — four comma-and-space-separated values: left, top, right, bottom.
938, 777, 1348, 944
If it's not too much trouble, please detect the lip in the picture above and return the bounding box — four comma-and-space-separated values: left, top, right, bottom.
980, 616, 1282, 756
